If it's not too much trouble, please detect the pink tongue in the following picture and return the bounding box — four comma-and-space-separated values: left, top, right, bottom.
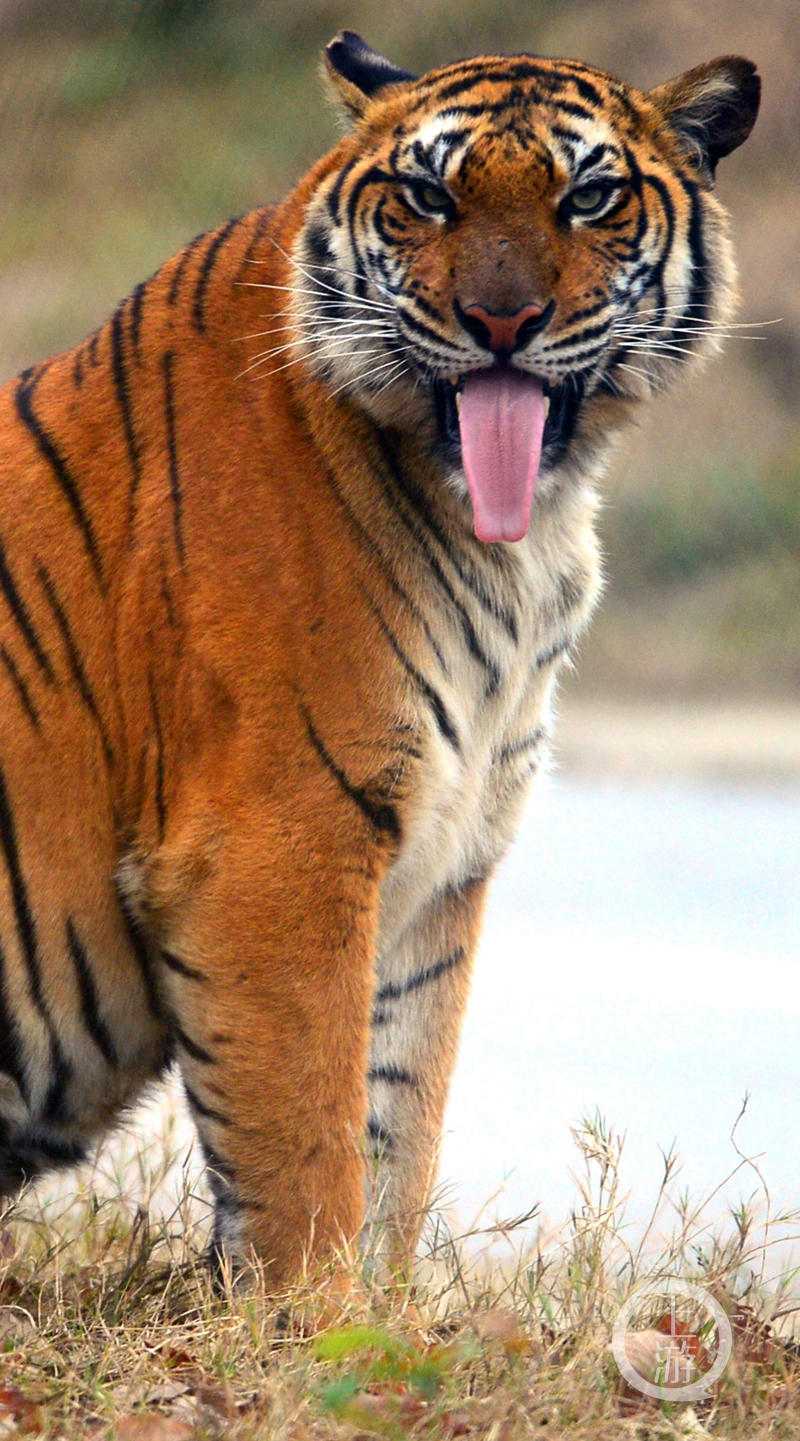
458, 369, 547, 543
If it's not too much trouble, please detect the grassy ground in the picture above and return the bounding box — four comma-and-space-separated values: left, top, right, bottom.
3, 1106, 800, 1439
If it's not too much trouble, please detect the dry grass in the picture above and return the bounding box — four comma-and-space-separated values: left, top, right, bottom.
2, 1097, 800, 1438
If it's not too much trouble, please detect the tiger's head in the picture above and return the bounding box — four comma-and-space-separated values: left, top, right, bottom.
288, 32, 759, 542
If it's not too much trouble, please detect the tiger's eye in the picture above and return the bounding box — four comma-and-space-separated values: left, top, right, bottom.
417, 183, 451, 212
570, 185, 608, 213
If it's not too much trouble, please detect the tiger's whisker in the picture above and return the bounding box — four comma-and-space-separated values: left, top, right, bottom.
239, 280, 393, 312
237, 344, 403, 383
270, 238, 398, 305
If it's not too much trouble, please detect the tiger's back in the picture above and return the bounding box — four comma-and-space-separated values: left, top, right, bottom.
0, 34, 759, 1279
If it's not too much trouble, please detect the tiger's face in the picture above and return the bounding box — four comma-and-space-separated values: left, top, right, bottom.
291, 35, 759, 541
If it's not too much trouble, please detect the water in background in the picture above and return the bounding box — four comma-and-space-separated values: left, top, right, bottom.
442, 774, 800, 1248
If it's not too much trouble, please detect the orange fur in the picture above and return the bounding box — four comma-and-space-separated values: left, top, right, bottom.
0, 38, 758, 1284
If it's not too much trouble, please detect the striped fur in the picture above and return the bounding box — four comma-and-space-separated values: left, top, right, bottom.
0, 35, 758, 1283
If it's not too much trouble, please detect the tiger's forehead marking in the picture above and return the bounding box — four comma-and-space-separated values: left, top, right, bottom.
380, 58, 649, 190
395, 56, 646, 130
394, 101, 627, 188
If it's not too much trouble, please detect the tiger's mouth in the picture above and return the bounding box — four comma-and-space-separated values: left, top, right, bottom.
432, 369, 586, 541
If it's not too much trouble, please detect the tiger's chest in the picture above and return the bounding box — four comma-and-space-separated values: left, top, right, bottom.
376, 512, 597, 962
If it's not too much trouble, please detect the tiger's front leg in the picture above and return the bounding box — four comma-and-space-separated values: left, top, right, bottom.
364, 876, 489, 1270
150, 797, 391, 1286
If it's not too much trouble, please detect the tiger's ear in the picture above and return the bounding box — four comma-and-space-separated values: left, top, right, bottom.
649, 56, 760, 184
324, 30, 417, 119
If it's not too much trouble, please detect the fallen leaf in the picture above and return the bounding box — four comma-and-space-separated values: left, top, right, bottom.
731, 1303, 776, 1366
0, 1306, 34, 1341
474, 1308, 531, 1354
193, 1382, 237, 1420
142, 1382, 193, 1406
0, 1387, 42, 1434
157, 1349, 200, 1374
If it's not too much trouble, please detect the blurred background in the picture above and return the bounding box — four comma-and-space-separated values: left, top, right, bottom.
3, 0, 799, 1249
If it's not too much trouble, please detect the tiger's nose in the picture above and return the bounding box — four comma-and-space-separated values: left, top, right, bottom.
458, 300, 553, 354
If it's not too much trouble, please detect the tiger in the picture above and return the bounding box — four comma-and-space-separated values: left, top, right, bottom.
0, 29, 759, 1285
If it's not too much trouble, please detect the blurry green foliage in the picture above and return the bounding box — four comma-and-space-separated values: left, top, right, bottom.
606, 454, 800, 589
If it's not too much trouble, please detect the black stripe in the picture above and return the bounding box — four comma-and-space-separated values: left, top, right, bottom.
320, 464, 449, 674
375, 435, 519, 643
569, 74, 605, 107
66, 919, 118, 1066
640, 170, 677, 309
184, 1083, 231, 1127
162, 352, 185, 563
532, 638, 571, 672
373, 203, 410, 247
15, 368, 104, 586
148, 671, 166, 841
327, 154, 360, 225
110, 303, 143, 512
367, 1065, 417, 1086
303, 709, 400, 842
420, 91, 596, 127
562, 294, 611, 326
402, 289, 447, 326
550, 124, 586, 149
38, 566, 114, 767
88, 334, 101, 367
444, 872, 488, 901
543, 318, 612, 353
72, 348, 84, 388
374, 947, 465, 1006
498, 728, 545, 763
430, 61, 556, 103
235, 205, 276, 281
116, 895, 163, 1018
556, 568, 588, 618
368, 463, 481, 656
0, 537, 55, 681
193, 217, 241, 333
369, 604, 460, 750
0, 762, 46, 1017
200, 1135, 237, 1188
129, 280, 147, 357
0, 646, 39, 728
0, 937, 25, 1093
174, 1023, 216, 1065
15, 1134, 85, 1168
367, 1117, 392, 1151
160, 546, 178, 629
22, 1135, 85, 1170
397, 303, 458, 355
345, 165, 397, 235
548, 99, 597, 123
161, 950, 206, 983
416, 127, 470, 175
0, 763, 70, 1114
168, 231, 205, 306
682, 175, 710, 326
